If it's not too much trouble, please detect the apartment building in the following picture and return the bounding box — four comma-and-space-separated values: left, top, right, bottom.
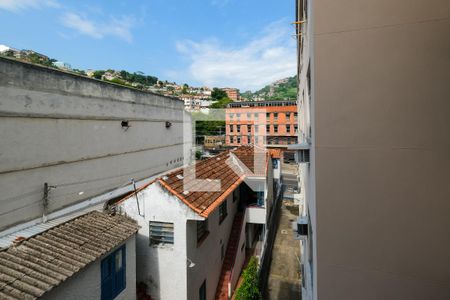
221, 88, 240, 101
115, 146, 280, 300
292, 1, 450, 300
225, 100, 298, 148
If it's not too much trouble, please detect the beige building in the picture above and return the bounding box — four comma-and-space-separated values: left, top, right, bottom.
293, 1, 450, 300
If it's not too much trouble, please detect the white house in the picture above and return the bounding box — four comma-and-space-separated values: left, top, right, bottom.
0, 211, 139, 300
115, 146, 278, 300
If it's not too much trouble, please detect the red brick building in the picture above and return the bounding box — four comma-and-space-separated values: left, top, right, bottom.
225, 100, 298, 147
222, 88, 240, 101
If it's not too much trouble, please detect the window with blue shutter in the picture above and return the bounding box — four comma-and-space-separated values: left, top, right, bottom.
101, 245, 126, 300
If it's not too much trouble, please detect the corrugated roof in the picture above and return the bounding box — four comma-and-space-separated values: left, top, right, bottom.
153, 146, 268, 217
0, 203, 104, 249
0, 211, 139, 300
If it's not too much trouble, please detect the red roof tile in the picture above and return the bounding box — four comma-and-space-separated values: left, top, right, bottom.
158, 146, 268, 217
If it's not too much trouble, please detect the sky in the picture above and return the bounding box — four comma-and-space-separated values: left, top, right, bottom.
0, 0, 297, 91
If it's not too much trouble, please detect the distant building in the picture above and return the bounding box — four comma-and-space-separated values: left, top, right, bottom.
54, 61, 72, 70
0, 211, 139, 300
225, 100, 298, 148
222, 88, 240, 101
204, 135, 225, 150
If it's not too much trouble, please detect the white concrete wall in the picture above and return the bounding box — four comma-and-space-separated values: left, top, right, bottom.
118, 182, 201, 300
230, 209, 247, 291
186, 193, 240, 300
246, 207, 266, 224
0, 57, 191, 231
41, 236, 137, 300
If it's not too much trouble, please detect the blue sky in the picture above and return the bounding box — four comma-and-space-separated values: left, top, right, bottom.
0, 0, 296, 91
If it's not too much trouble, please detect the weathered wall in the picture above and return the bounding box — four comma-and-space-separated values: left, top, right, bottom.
312, 0, 450, 299
119, 183, 201, 300
186, 193, 239, 300
0, 57, 191, 231
41, 236, 137, 300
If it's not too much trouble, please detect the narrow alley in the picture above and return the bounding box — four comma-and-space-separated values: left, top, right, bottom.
266, 162, 301, 300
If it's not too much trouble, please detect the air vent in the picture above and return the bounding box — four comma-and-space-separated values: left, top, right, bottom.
296, 149, 310, 163
297, 216, 308, 236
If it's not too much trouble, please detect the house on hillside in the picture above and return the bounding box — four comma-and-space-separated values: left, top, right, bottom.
114, 146, 280, 300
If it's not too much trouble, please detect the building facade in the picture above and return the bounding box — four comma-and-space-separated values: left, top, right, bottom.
221, 88, 240, 101
0, 57, 191, 231
116, 146, 279, 300
293, 0, 450, 300
225, 100, 298, 148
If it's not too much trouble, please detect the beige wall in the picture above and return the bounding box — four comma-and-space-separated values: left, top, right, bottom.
312, 0, 450, 299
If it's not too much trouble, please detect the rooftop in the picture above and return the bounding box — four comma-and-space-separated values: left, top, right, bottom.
0, 211, 139, 300
227, 100, 297, 108
122, 146, 268, 218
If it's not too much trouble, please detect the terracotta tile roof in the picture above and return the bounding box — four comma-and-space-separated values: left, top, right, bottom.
0, 211, 139, 300
268, 148, 282, 159
157, 146, 268, 217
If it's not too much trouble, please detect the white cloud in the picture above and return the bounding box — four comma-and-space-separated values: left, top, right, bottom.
60, 12, 135, 42
174, 20, 296, 91
0, 0, 59, 11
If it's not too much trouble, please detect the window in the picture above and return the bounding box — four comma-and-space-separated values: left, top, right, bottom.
101, 246, 126, 300
237, 136, 241, 144
237, 125, 241, 133
228, 125, 233, 133
197, 220, 208, 243
286, 112, 291, 120
229, 113, 234, 119
219, 200, 227, 224
199, 280, 206, 300
266, 112, 271, 120
294, 112, 298, 119
266, 125, 271, 133
236, 113, 240, 120
233, 188, 239, 202
254, 113, 258, 118
247, 125, 251, 133
294, 124, 298, 133
274, 125, 278, 133
246, 113, 251, 119
149, 221, 174, 245
274, 113, 278, 121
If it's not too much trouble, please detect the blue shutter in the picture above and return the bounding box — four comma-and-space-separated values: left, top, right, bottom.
101, 245, 126, 300
101, 256, 113, 300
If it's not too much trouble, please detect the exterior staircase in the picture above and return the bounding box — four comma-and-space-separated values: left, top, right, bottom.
215, 211, 245, 300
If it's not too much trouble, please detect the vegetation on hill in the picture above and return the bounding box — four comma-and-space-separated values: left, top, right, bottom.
242, 75, 297, 101
209, 87, 232, 108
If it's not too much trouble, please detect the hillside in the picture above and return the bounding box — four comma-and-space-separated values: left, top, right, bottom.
242, 76, 297, 101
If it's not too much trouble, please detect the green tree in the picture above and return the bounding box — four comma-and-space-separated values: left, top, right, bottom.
93, 70, 105, 79
195, 150, 202, 160
210, 97, 232, 109
235, 257, 261, 300
211, 87, 228, 100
